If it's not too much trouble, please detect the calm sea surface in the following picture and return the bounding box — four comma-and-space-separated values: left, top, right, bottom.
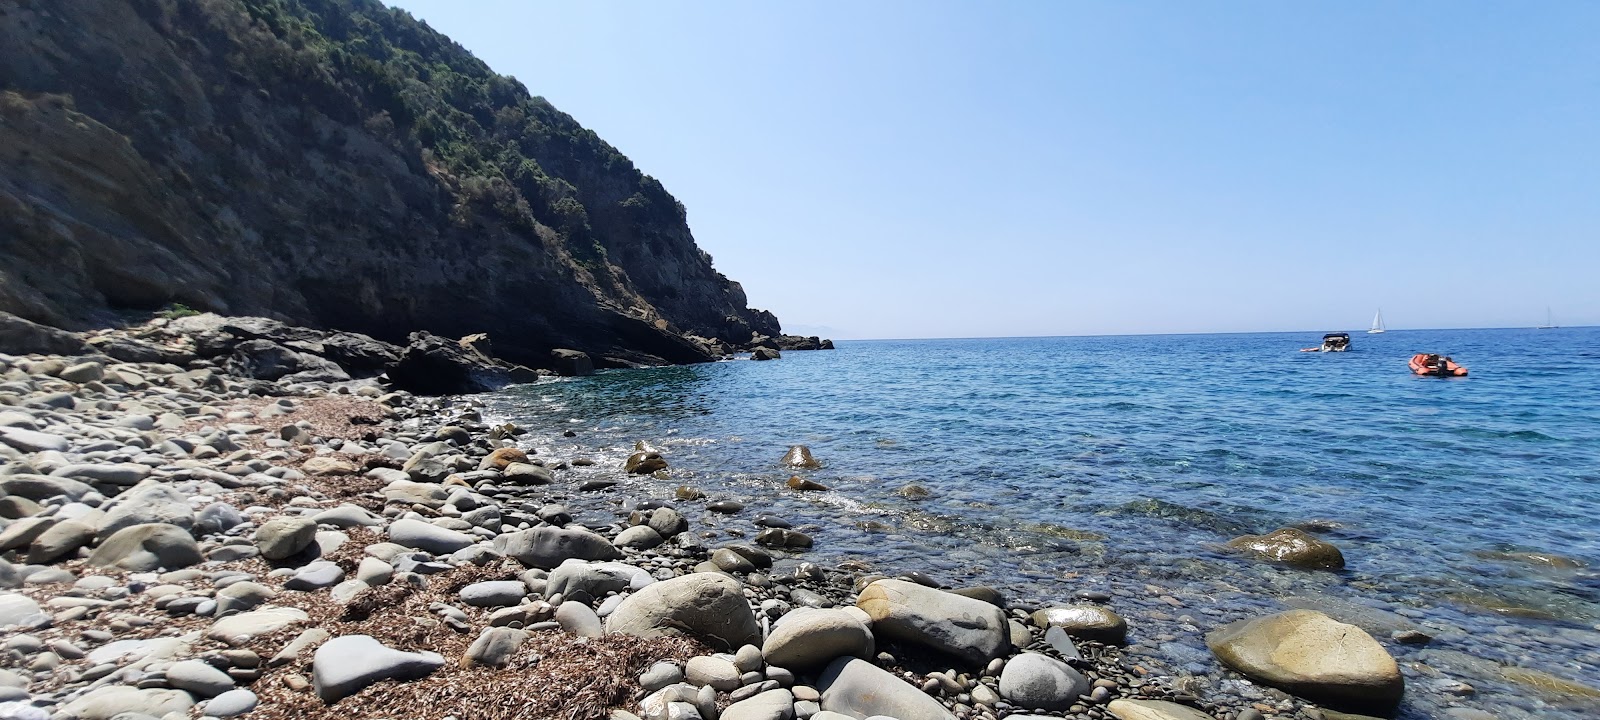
484, 328, 1600, 719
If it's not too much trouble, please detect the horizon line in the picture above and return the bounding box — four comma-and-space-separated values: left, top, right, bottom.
825, 324, 1594, 343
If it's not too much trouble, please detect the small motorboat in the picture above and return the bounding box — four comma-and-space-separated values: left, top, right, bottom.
1410, 353, 1467, 377
1300, 333, 1351, 352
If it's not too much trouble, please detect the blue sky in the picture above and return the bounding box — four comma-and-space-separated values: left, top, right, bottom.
388, 1, 1598, 339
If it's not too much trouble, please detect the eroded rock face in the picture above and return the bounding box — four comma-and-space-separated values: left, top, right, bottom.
1205, 609, 1403, 714
1226, 528, 1346, 570
0, 1, 780, 362
605, 573, 761, 651
856, 579, 1008, 666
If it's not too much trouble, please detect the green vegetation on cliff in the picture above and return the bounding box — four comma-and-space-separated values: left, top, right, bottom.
0, 0, 778, 365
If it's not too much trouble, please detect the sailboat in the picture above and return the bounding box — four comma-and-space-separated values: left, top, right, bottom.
1367, 309, 1386, 334
1537, 307, 1557, 330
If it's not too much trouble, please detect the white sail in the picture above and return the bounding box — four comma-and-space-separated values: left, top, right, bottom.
1368, 309, 1385, 334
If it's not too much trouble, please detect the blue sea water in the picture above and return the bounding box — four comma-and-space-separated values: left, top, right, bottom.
485, 327, 1600, 719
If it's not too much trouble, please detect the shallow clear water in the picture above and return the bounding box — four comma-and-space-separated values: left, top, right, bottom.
485, 328, 1600, 719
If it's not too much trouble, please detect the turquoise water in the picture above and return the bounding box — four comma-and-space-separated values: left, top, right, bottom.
486, 328, 1600, 719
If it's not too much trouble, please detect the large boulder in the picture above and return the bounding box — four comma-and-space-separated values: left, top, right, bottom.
386, 332, 535, 395
605, 573, 760, 651
225, 339, 349, 382
817, 656, 956, 720
493, 527, 623, 569
1205, 609, 1403, 714
998, 652, 1090, 711
781, 445, 821, 469
856, 579, 1007, 666
549, 349, 594, 377
1226, 528, 1346, 570
88, 523, 202, 571
0, 311, 88, 355
762, 607, 875, 670
312, 634, 444, 703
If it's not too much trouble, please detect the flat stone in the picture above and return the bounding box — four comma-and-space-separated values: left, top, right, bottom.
312, 634, 444, 703
1226, 528, 1346, 570
204, 688, 259, 717
388, 518, 476, 554
459, 580, 526, 607
0, 427, 69, 453
208, 606, 309, 644
215, 581, 276, 616
494, 526, 623, 569
722, 688, 796, 720
312, 504, 384, 528
0, 594, 42, 626
686, 655, 741, 691
166, 659, 236, 697
1107, 698, 1219, 720
641, 661, 685, 691
56, 686, 193, 720
856, 579, 1007, 666
50, 463, 151, 486
817, 656, 956, 720
285, 562, 346, 591
763, 608, 874, 670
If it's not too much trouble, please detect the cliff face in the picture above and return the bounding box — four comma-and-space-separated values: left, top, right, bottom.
0, 0, 780, 367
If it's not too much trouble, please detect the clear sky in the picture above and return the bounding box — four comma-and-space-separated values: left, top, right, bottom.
387, 0, 1598, 339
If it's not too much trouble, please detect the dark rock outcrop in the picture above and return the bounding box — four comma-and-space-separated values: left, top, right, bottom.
0, 0, 781, 366
386, 332, 539, 395
0, 312, 88, 356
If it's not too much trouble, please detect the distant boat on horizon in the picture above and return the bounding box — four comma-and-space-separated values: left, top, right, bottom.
1537, 307, 1558, 330
1368, 309, 1386, 334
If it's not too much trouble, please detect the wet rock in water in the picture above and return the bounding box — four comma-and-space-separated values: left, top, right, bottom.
782, 445, 821, 469
625, 452, 668, 474
676, 485, 706, 500
708, 500, 745, 514
1032, 605, 1129, 645
755, 528, 813, 549
645, 507, 689, 538
897, 484, 931, 500
998, 652, 1090, 711
255, 516, 317, 560
817, 656, 956, 720
786, 475, 829, 492
503, 462, 554, 485
494, 526, 624, 568
1107, 698, 1219, 720
1499, 666, 1600, 699
711, 548, 757, 574
605, 573, 761, 651
856, 579, 1008, 666
1226, 528, 1346, 570
480, 447, 530, 471
1205, 609, 1403, 714
752, 347, 781, 361
549, 349, 594, 377
762, 607, 875, 669
312, 634, 444, 703
88, 523, 203, 571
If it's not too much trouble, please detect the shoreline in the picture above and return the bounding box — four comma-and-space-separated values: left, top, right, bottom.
0, 318, 1587, 720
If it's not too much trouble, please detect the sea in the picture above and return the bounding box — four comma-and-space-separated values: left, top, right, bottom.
482, 328, 1600, 720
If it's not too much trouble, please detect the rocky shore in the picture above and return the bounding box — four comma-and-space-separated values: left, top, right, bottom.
0, 316, 1472, 720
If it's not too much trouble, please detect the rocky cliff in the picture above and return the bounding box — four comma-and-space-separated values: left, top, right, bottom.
0, 0, 782, 368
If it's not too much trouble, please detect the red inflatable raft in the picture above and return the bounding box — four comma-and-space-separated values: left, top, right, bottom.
1410, 353, 1467, 377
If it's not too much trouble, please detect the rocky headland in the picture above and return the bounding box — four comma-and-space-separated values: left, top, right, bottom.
0, 0, 829, 368
0, 316, 1448, 720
